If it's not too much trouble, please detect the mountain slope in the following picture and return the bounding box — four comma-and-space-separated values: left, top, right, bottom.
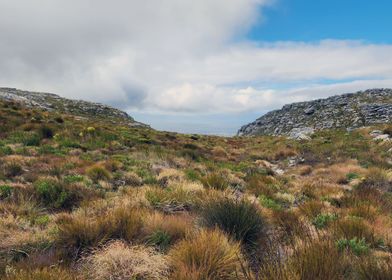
0, 87, 148, 127
238, 88, 392, 137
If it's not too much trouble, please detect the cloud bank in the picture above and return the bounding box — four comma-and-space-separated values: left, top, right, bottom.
1, 0, 392, 133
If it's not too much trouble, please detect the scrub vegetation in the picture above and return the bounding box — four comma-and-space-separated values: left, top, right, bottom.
0, 99, 391, 279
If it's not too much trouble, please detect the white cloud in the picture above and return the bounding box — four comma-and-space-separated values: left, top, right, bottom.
0, 0, 392, 133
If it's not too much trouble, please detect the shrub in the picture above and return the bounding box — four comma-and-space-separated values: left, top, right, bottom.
34, 178, 70, 209
259, 195, 282, 210
169, 229, 244, 280
0, 185, 12, 199
200, 172, 229, 190
201, 198, 265, 248
312, 213, 338, 229
336, 237, 369, 256
39, 126, 54, 139
81, 241, 169, 280
86, 165, 111, 182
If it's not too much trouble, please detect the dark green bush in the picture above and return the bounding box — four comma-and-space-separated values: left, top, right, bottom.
39, 126, 54, 139
201, 198, 265, 248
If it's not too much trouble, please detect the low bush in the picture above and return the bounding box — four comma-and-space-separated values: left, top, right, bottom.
201, 198, 265, 248
259, 195, 282, 210
34, 178, 70, 209
312, 213, 338, 229
0, 185, 12, 199
336, 237, 369, 256
169, 229, 244, 280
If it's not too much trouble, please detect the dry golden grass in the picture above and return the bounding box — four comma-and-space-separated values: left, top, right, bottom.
143, 212, 193, 245
80, 241, 169, 280
169, 228, 245, 280
4, 267, 76, 280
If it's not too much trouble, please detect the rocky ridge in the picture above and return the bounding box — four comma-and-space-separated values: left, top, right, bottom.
0, 87, 148, 127
238, 88, 392, 138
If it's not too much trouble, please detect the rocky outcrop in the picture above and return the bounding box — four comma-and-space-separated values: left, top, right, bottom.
238, 89, 392, 137
0, 87, 148, 127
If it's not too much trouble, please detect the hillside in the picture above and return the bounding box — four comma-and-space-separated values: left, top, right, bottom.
238, 88, 392, 138
0, 95, 391, 279
0, 88, 148, 128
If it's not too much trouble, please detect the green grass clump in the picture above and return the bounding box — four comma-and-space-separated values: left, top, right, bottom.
201, 198, 265, 248
0, 185, 12, 199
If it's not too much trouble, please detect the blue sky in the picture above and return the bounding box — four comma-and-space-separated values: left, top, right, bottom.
248, 0, 392, 43
2, 0, 392, 135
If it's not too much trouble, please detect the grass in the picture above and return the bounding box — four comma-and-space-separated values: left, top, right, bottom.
1, 99, 392, 279
201, 198, 265, 249
169, 229, 244, 280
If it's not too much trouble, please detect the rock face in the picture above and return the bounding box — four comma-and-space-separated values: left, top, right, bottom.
0, 87, 148, 127
238, 89, 392, 137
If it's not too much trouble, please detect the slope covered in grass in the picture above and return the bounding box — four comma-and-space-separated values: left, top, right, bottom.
0, 99, 391, 279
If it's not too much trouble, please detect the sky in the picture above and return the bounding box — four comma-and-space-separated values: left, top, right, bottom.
1, 0, 392, 135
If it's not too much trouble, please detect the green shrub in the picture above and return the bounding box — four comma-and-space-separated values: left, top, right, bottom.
336, 237, 369, 256
0, 185, 12, 199
346, 172, 359, 182
312, 213, 338, 229
63, 174, 85, 184
259, 195, 282, 210
201, 198, 265, 248
39, 126, 54, 139
34, 178, 70, 209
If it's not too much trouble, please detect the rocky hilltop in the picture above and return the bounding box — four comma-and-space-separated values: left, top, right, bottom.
238, 88, 392, 138
0, 87, 148, 127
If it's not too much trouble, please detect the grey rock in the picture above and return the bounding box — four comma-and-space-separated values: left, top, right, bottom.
238, 89, 392, 137
0, 87, 149, 128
